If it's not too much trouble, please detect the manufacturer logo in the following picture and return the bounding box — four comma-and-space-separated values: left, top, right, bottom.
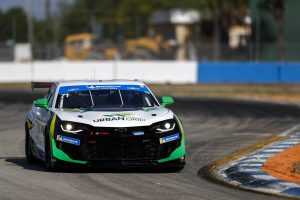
160, 133, 180, 144
56, 135, 80, 145
115, 127, 128, 132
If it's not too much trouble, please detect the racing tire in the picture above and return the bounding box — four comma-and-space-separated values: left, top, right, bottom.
44, 129, 59, 171
25, 123, 37, 163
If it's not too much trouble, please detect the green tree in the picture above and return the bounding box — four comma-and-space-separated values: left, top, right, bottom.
34, 20, 54, 44
257, 0, 285, 61
271, 0, 285, 61
0, 8, 28, 43
58, 0, 249, 43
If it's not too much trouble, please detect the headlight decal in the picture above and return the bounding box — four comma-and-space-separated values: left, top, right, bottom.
59, 121, 91, 134
60, 123, 83, 133
156, 122, 176, 133
151, 119, 177, 133
157, 115, 186, 163
50, 114, 87, 164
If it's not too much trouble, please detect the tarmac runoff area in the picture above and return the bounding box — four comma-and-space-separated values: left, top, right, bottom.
3, 90, 300, 199
200, 124, 300, 199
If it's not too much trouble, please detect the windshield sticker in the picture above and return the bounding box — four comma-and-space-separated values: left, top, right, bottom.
59, 85, 149, 94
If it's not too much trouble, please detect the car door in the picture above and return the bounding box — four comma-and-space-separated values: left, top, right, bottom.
33, 85, 56, 153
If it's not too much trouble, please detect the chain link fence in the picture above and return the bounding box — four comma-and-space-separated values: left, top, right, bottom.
0, 46, 14, 61
0, 42, 299, 61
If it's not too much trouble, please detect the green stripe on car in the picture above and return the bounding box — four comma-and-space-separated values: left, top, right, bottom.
157, 115, 186, 163
50, 114, 87, 164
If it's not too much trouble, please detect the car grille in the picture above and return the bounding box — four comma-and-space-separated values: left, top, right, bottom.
56, 126, 182, 164
84, 127, 158, 161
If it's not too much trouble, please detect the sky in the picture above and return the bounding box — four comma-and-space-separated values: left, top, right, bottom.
0, 0, 73, 20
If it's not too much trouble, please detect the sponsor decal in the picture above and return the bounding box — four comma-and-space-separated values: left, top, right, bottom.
143, 107, 157, 112
132, 131, 144, 136
68, 88, 80, 92
127, 87, 140, 90
59, 84, 149, 94
86, 85, 121, 90
93, 112, 145, 122
103, 112, 133, 117
93, 116, 145, 122
56, 135, 80, 145
160, 133, 180, 144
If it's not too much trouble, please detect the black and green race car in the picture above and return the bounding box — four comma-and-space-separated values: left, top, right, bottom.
25, 80, 186, 171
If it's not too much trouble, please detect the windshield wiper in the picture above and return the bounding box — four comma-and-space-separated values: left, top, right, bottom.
118, 90, 124, 107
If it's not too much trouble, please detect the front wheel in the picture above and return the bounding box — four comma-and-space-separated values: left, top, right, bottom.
25, 123, 37, 163
44, 129, 58, 171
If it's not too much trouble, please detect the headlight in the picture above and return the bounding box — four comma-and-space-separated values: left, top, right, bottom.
60, 122, 83, 134
151, 119, 176, 133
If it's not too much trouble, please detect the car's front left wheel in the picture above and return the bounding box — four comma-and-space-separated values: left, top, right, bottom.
25, 123, 37, 163
44, 129, 58, 171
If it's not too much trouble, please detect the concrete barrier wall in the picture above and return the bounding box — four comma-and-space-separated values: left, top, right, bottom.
281, 63, 300, 82
2, 61, 300, 84
0, 62, 31, 82
0, 61, 197, 83
198, 62, 300, 83
116, 61, 197, 83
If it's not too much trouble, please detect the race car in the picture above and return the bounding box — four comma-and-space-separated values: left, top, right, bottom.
25, 80, 185, 171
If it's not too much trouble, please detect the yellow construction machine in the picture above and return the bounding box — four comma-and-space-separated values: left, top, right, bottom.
64, 33, 172, 60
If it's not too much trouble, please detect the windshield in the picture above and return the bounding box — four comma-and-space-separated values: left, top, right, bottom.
55, 88, 158, 109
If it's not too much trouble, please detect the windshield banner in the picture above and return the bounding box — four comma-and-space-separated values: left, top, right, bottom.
58, 85, 150, 94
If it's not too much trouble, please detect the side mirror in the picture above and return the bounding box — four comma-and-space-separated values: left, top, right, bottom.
34, 98, 49, 110
161, 96, 174, 107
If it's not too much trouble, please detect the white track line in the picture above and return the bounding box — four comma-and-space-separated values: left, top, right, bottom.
280, 124, 300, 136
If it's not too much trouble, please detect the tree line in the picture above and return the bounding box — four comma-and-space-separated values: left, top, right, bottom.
0, 0, 251, 46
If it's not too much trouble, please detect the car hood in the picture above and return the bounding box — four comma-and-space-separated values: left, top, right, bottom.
52, 106, 174, 127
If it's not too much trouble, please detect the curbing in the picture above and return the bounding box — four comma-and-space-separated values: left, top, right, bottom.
199, 124, 300, 199
198, 135, 282, 176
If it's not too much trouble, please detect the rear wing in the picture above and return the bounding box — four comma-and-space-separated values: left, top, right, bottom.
31, 82, 54, 91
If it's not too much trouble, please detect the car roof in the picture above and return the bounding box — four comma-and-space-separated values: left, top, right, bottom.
56, 80, 146, 87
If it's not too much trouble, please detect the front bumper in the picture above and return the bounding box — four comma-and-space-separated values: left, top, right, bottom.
50, 120, 185, 168
55, 157, 186, 170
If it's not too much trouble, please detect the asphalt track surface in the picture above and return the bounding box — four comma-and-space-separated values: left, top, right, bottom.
1, 90, 300, 200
